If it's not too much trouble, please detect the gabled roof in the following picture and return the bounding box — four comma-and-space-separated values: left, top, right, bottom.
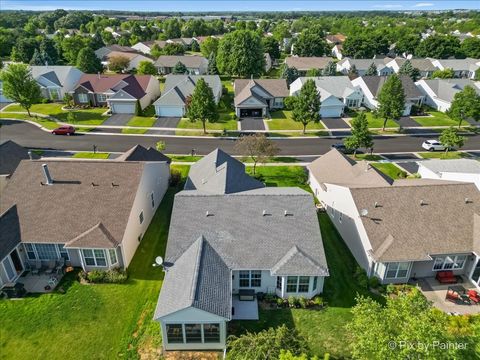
30, 66, 82, 88
339, 57, 393, 70
285, 56, 332, 71
234, 79, 288, 106
153, 75, 221, 107
154, 55, 207, 68
185, 149, 264, 194
104, 51, 146, 61
271, 245, 329, 276
418, 79, 480, 103
433, 57, 480, 71
0, 205, 21, 260
360, 75, 423, 99
418, 159, 480, 175
154, 236, 231, 320
295, 76, 361, 101
308, 149, 393, 188
65, 222, 119, 249
389, 58, 437, 72
75, 74, 152, 99
0, 160, 146, 245
0, 140, 33, 175
115, 145, 171, 163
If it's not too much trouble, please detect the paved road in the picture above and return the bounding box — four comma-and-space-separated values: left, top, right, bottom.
2, 120, 480, 156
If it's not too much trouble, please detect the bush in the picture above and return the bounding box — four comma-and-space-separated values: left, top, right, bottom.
276, 297, 285, 307
368, 276, 381, 289
40, 97, 51, 104
87, 270, 105, 283
312, 296, 324, 307
298, 296, 308, 309
283, 96, 297, 110
288, 295, 299, 308
104, 268, 128, 283
386, 284, 396, 294
169, 169, 182, 186
354, 266, 368, 289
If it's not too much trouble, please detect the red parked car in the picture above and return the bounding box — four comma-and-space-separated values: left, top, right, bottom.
52, 126, 75, 136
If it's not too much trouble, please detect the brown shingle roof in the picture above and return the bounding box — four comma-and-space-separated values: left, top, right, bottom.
351, 183, 480, 262
285, 56, 332, 71
65, 222, 119, 249
76, 74, 152, 99
234, 79, 288, 106
0, 160, 145, 246
115, 145, 171, 163
0, 140, 33, 175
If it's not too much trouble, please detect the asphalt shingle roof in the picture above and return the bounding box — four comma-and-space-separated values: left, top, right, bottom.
115, 145, 171, 163
154, 55, 207, 68
361, 75, 423, 99
418, 79, 480, 103
285, 56, 332, 71
76, 74, 151, 100
419, 159, 480, 175
0, 140, 32, 175
234, 79, 288, 106
0, 205, 21, 260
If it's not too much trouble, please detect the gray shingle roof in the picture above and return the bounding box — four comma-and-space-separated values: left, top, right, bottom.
30, 66, 81, 88
295, 76, 360, 102
64, 222, 119, 249
153, 75, 221, 107
419, 159, 480, 175
0, 160, 145, 245
154, 236, 232, 319
339, 57, 393, 71
0, 205, 21, 260
184, 149, 264, 194
271, 245, 328, 276
0, 140, 33, 175
391, 58, 437, 72
115, 145, 171, 163
419, 79, 480, 103
154, 55, 207, 68
285, 56, 332, 71
361, 75, 423, 99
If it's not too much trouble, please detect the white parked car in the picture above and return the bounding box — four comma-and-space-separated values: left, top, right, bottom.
422, 139, 446, 152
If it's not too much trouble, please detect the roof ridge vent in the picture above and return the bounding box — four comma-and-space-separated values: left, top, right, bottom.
465, 197, 471, 204
206, 210, 213, 217
284, 209, 293, 217
420, 199, 427, 206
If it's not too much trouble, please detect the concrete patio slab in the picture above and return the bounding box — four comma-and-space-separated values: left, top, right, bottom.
232, 296, 259, 320
103, 114, 133, 126
322, 118, 351, 129
240, 118, 265, 131
18, 272, 64, 293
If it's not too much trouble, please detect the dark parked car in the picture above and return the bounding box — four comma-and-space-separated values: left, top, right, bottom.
52, 126, 75, 136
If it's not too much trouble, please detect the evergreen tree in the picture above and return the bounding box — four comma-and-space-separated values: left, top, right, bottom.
377, 74, 405, 131
30, 49, 44, 65
186, 78, 219, 134
134, 100, 143, 116
39, 38, 59, 65
398, 60, 420, 81
280, 64, 299, 86
292, 79, 321, 134
190, 40, 200, 52
305, 68, 321, 77
207, 52, 218, 75
322, 61, 337, 76
90, 31, 105, 50
344, 112, 373, 156
348, 64, 359, 77
172, 61, 188, 74
76, 47, 103, 73
364, 62, 378, 76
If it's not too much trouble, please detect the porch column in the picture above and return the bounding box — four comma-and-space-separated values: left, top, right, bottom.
78, 249, 86, 271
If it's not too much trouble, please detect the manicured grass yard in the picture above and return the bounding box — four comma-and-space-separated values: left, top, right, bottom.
418, 151, 473, 160
412, 111, 464, 127
71, 152, 110, 159
371, 162, 407, 179
349, 154, 383, 161
177, 116, 237, 131
268, 110, 325, 131
362, 112, 397, 129
0, 112, 59, 130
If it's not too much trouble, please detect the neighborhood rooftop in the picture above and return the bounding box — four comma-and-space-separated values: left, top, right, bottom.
361, 75, 423, 98
418, 159, 480, 174
154, 55, 207, 68
285, 56, 332, 70
234, 79, 289, 106
114, 144, 171, 163
76, 74, 151, 98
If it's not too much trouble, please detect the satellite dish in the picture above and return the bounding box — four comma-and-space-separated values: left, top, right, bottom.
360, 209, 369, 217
155, 256, 164, 266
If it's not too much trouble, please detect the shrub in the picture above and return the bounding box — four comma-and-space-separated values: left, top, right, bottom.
78, 270, 88, 282
40, 97, 50, 104
104, 268, 128, 283
87, 270, 105, 283
354, 266, 368, 289
368, 276, 381, 289
288, 295, 299, 308
169, 169, 182, 186
276, 297, 285, 307
386, 284, 396, 294
283, 96, 297, 110
312, 296, 324, 307
298, 296, 308, 309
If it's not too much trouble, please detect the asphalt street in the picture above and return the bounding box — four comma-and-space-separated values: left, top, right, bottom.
2, 120, 480, 156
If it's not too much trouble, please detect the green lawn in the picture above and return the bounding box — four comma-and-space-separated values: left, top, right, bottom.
246, 166, 309, 190
361, 112, 398, 129
412, 111, 464, 127
371, 162, 407, 179
6, 103, 109, 125
177, 116, 237, 131
168, 155, 204, 162
71, 152, 110, 159
121, 116, 157, 134
0, 112, 59, 130
418, 151, 473, 159
349, 154, 383, 161
268, 110, 325, 131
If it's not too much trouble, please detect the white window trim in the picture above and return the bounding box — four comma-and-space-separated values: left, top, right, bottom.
108, 248, 118, 266
165, 323, 221, 345
385, 262, 410, 279
96, 93, 107, 102
139, 210, 144, 224
432, 255, 467, 271
26, 243, 68, 261
286, 276, 310, 293
82, 249, 107, 267
78, 93, 89, 103
238, 270, 262, 288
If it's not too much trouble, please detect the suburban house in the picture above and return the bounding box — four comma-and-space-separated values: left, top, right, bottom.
155, 55, 208, 75
30, 65, 84, 101
0, 80, 12, 103
0, 146, 170, 288
153, 75, 222, 117
332, 45, 344, 60
337, 57, 394, 76
351, 75, 424, 116
72, 74, 160, 114
100, 51, 154, 72
154, 149, 329, 351
264, 53, 272, 73
415, 78, 480, 112
167, 37, 198, 48
0, 140, 34, 193
308, 149, 480, 288
417, 159, 480, 191
386, 58, 437, 79
290, 76, 364, 118
132, 40, 168, 54
233, 78, 289, 118
284, 56, 333, 75
429, 58, 480, 79
94, 45, 139, 60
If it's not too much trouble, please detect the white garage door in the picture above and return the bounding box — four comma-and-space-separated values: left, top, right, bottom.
320, 106, 342, 118
111, 103, 136, 114
157, 106, 184, 117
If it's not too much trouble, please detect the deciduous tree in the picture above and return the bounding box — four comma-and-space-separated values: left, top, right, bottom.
448, 85, 480, 128
344, 112, 373, 156
280, 64, 299, 86
431, 68, 455, 79
200, 36, 219, 58
262, 36, 280, 60
233, 134, 279, 175
76, 47, 103, 73
108, 55, 130, 73
440, 127, 465, 154
292, 79, 321, 134
137, 60, 157, 75
415, 34, 462, 58
292, 29, 328, 57
376, 74, 405, 131
186, 78, 218, 134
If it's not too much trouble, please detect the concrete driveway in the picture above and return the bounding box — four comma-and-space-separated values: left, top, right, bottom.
103, 114, 133, 126
322, 118, 351, 129
240, 118, 265, 131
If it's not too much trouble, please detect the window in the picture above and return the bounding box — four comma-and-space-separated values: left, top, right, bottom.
35, 244, 58, 260
82, 249, 107, 267
25, 244, 36, 260
347, 98, 359, 108
276, 276, 282, 290
150, 192, 155, 208
203, 323, 220, 343
57, 244, 69, 260
312, 276, 318, 291
239, 270, 261, 287
49, 88, 60, 100
286, 276, 298, 292
298, 276, 310, 292
78, 93, 89, 103
185, 324, 202, 343
109, 249, 118, 265
166, 324, 183, 343
139, 211, 144, 224
2, 258, 15, 281
432, 255, 467, 271
96, 93, 107, 102
385, 262, 410, 279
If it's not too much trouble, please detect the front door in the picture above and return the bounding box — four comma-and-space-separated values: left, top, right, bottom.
10, 249, 23, 273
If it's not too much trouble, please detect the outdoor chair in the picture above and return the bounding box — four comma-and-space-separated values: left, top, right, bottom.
44, 260, 56, 275
55, 258, 65, 275
468, 290, 480, 304
30, 260, 42, 275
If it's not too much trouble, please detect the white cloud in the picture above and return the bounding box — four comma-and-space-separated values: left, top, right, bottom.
372, 4, 404, 9
414, 2, 435, 7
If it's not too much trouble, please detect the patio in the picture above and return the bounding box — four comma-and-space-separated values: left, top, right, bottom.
415, 277, 480, 315
18, 272, 64, 293
232, 295, 259, 320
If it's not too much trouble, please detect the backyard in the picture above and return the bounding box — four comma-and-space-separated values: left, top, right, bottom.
0, 164, 383, 360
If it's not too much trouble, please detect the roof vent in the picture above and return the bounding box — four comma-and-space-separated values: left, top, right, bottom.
284, 210, 293, 217
360, 208, 369, 217
420, 199, 427, 206
465, 198, 471, 204
91, 182, 99, 187
111, 182, 119, 187
206, 211, 213, 217
374, 201, 379, 208
262, 209, 271, 216
41, 164, 53, 185
28, 151, 33, 160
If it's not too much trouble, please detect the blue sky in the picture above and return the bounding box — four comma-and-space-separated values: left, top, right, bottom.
2, 1, 479, 12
